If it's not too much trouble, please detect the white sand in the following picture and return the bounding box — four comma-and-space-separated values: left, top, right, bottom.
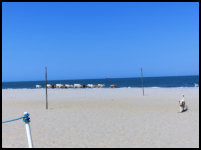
2, 88, 199, 148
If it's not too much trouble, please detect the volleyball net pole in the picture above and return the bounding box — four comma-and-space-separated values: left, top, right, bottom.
141, 68, 144, 96
45, 67, 48, 110
23, 112, 33, 148
2, 112, 33, 148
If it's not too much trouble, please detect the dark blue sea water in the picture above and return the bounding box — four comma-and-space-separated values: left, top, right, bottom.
2, 75, 199, 89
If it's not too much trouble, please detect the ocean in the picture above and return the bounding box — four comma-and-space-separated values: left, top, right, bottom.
2, 75, 199, 89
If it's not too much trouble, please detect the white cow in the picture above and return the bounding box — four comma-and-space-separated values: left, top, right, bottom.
74, 84, 82, 88
194, 83, 199, 87
56, 84, 63, 88
98, 84, 105, 88
69, 85, 74, 88
47, 84, 53, 88
65, 84, 74, 88
36, 85, 41, 88
65, 84, 71, 88
87, 84, 94, 88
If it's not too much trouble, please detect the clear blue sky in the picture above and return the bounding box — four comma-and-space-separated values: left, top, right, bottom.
2, 2, 199, 82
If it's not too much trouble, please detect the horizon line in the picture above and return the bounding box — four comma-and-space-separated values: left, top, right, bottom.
2, 74, 199, 83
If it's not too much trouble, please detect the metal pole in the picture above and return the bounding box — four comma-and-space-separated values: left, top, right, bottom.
141, 68, 144, 96
45, 67, 48, 109
23, 112, 33, 148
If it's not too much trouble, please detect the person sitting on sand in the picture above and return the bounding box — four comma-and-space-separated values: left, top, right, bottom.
179, 95, 186, 112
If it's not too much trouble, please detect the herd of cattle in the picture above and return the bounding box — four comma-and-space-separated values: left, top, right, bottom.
36, 84, 117, 88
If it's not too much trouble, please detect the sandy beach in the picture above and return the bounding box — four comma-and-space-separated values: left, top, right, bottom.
2, 88, 199, 148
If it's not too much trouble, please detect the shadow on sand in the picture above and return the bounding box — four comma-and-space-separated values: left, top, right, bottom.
182, 108, 188, 112
178, 106, 188, 113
